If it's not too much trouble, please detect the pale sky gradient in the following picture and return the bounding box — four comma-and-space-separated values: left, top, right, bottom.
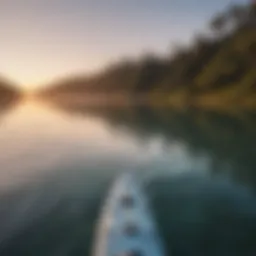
0, 0, 248, 89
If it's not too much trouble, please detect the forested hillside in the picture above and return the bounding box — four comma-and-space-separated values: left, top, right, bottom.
41, 3, 256, 107
0, 77, 19, 106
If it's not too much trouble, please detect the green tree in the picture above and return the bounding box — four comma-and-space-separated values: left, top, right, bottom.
210, 13, 227, 36
228, 4, 248, 27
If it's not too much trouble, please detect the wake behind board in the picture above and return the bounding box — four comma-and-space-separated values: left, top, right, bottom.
92, 173, 165, 256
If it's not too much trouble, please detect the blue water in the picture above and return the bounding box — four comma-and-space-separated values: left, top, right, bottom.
0, 100, 255, 256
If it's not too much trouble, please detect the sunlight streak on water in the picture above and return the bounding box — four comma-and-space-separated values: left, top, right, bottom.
0, 100, 207, 191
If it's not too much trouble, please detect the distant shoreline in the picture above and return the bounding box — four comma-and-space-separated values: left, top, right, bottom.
40, 91, 256, 111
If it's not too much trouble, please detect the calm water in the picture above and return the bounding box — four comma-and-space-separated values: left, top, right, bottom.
0, 99, 256, 256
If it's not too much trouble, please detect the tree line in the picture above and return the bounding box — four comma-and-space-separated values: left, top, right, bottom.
32, 3, 256, 107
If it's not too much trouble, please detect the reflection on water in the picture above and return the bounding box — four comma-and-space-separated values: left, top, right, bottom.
0, 100, 255, 255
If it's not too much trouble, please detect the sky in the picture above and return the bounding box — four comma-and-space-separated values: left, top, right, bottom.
0, 0, 248, 89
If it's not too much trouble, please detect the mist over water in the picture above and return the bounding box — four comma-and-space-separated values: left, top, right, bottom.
0, 99, 255, 255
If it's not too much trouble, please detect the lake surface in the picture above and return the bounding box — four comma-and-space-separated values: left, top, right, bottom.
0, 99, 256, 256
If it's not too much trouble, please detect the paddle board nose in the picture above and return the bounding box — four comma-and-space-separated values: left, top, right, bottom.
92, 173, 165, 256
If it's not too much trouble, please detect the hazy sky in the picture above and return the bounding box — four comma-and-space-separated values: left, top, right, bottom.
0, 0, 248, 89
